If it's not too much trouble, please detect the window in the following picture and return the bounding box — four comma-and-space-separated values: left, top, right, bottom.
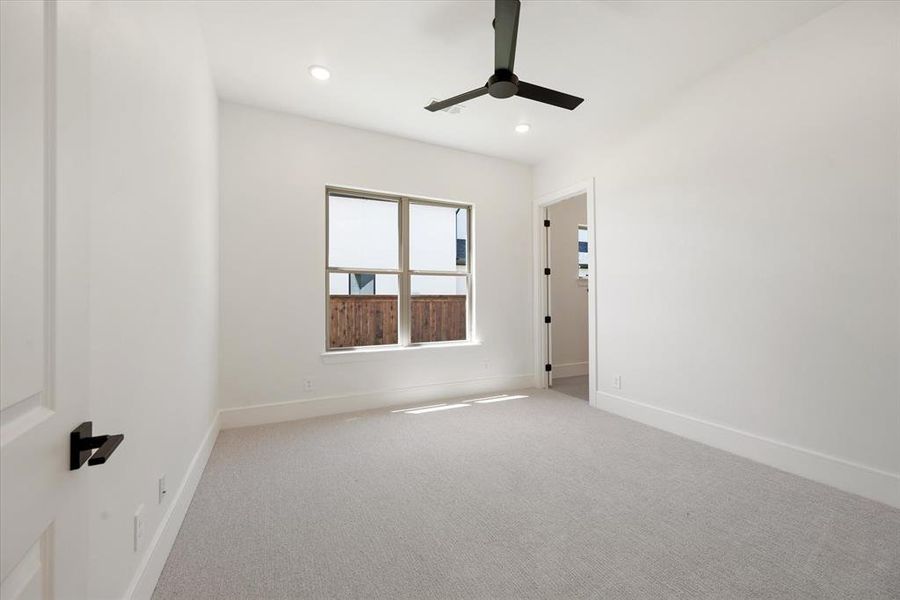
578, 225, 589, 279
326, 188, 472, 350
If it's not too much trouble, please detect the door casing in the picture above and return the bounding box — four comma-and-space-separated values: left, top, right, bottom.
532, 179, 597, 405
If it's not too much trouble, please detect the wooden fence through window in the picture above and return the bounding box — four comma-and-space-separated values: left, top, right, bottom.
329, 295, 466, 347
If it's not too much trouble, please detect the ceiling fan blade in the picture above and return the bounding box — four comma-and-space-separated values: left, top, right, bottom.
494, 0, 520, 72
424, 86, 488, 112
516, 81, 584, 110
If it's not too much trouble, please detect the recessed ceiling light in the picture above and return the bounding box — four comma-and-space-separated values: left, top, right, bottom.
308, 65, 331, 81
515, 123, 531, 134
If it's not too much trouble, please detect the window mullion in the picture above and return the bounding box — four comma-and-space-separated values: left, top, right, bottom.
399, 198, 411, 346
408, 269, 465, 277
327, 267, 401, 275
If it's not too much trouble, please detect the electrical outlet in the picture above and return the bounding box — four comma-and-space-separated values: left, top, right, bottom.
303, 378, 313, 391
614, 375, 622, 390
133, 505, 145, 553
158, 475, 167, 504
482, 361, 490, 371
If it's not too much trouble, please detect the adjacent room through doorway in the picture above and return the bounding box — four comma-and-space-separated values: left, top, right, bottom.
545, 193, 589, 401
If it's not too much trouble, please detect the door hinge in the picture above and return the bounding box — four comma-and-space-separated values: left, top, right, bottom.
545, 363, 552, 372
544, 267, 551, 275
543, 219, 550, 227
544, 316, 551, 324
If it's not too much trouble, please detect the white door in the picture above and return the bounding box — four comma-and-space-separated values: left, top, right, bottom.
1, 1, 93, 598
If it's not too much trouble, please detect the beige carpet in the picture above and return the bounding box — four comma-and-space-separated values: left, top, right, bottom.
154, 389, 900, 599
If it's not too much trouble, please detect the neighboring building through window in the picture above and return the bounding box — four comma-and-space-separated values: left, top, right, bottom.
326, 189, 472, 349
456, 208, 467, 266
578, 225, 589, 279
333, 273, 376, 295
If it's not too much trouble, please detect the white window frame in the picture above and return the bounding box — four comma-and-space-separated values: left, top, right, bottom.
324, 186, 473, 351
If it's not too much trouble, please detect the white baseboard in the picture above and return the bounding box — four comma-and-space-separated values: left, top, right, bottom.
219, 373, 534, 430
593, 390, 900, 509
126, 413, 221, 600
552, 361, 588, 378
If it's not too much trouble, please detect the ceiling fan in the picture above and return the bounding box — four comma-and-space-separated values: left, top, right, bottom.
425, 0, 584, 113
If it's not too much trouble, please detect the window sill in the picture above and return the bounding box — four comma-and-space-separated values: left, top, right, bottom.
321, 340, 482, 364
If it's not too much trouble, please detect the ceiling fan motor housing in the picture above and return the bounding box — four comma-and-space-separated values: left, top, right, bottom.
488, 70, 519, 99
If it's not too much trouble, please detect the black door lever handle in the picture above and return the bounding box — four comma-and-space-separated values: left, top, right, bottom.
88, 433, 124, 466
70, 422, 125, 470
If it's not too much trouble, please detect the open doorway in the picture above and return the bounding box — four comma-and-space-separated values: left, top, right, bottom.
544, 194, 590, 401
534, 179, 595, 405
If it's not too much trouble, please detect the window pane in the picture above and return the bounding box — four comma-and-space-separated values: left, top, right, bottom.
409, 203, 468, 271
578, 226, 589, 278
328, 195, 398, 269
329, 273, 398, 348
410, 275, 467, 343
329, 272, 398, 296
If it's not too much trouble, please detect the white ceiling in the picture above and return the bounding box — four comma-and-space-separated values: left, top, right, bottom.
197, 0, 838, 165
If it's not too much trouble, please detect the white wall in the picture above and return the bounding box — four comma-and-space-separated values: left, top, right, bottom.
548, 194, 589, 377
535, 1, 900, 506
88, 2, 219, 597
219, 102, 532, 413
